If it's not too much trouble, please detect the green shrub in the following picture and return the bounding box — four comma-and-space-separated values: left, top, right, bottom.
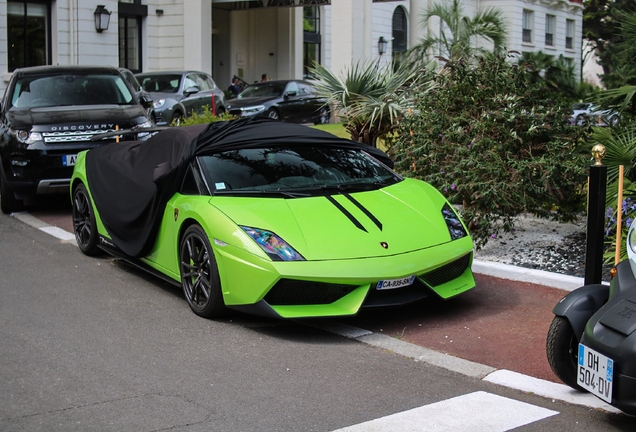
390, 53, 590, 248
172, 105, 236, 126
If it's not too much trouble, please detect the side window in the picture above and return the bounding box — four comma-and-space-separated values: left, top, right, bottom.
183, 74, 199, 91
197, 74, 216, 91
286, 81, 299, 96
298, 83, 313, 96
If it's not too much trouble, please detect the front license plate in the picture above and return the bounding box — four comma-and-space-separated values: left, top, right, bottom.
62, 154, 78, 167
377, 276, 415, 290
578, 343, 614, 403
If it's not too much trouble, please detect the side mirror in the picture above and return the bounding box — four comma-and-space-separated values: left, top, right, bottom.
184, 86, 200, 96
284, 90, 297, 98
139, 94, 153, 109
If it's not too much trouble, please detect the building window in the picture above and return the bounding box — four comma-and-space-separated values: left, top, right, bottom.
545, 15, 555, 47
118, 1, 147, 73
566, 19, 575, 49
392, 6, 407, 64
7, 1, 50, 72
522, 10, 533, 44
303, 6, 321, 79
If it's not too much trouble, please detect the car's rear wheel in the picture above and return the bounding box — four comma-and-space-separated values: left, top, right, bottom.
72, 183, 100, 256
314, 106, 330, 125
179, 224, 226, 318
172, 111, 184, 126
546, 315, 584, 391
266, 108, 280, 120
0, 164, 23, 214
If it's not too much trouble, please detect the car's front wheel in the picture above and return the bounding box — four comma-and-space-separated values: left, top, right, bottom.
72, 183, 100, 256
546, 315, 584, 391
266, 108, 280, 121
314, 106, 330, 125
0, 164, 23, 214
179, 224, 226, 318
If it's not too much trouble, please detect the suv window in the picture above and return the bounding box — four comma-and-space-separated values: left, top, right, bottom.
10, 74, 135, 109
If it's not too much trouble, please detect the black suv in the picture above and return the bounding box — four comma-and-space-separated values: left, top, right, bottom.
0, 65, 154, 213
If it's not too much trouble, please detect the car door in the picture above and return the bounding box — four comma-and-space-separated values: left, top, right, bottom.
278, 81, 304, 122
297, 82, 323, 123
196, 73, 222, 114
180, 73, 204, 117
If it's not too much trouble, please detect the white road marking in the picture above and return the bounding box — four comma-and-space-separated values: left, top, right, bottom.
332, 391, 558, 432
40, 226, 76, 242
484, 369, 621, 413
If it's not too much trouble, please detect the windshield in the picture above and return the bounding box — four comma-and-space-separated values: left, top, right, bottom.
137, 74, 182, 93
198, 146, 400, 196
239, 82, 286, 98
10, 74, 135, 109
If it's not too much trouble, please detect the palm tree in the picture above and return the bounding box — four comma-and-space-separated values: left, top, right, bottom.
409, 0, 507, 62
310, 60, 437, 147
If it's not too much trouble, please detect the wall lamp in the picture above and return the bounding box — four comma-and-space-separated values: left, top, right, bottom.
94, 5, 111, 33
378, 36, 388, 56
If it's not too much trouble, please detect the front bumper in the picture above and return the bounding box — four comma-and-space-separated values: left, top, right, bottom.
216, 236, 475, 319
580, 260, 636, 414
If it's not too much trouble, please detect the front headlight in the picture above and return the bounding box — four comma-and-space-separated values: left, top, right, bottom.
442, 203, 468, 240
9, 129, 42, 145
134, 120, 154, 129
240, 105, 266, 116
628, 224, 636, 255
154, 99, 166, 109
240, 226, 305, 261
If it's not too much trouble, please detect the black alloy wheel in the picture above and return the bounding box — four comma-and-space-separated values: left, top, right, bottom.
266, 108, 280, 120
72, 183, 100, 256
179, 224, 226, 318
546, 315, 584, 391
314, 106, 330, 125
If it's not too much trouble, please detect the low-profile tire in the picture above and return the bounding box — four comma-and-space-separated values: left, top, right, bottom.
575, 114, 587, 127
546, 315, 584, 391
72, 183, 101, 256
179, 224, 226, 318
0, 164, 23, 214
171, 111, 184, 126
266, 108, 280, 121
314, 106, 330, 125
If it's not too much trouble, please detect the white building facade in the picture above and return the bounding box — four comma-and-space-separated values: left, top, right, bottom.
0, 0, 584, 93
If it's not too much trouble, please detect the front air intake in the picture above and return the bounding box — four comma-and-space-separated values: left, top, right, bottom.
420, 253, 471, 287
264, 279, 358, 305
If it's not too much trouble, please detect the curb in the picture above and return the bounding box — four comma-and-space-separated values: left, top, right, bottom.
12, 212, 620, 414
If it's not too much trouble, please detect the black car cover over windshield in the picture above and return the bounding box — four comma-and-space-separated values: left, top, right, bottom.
85, 117, 394, 258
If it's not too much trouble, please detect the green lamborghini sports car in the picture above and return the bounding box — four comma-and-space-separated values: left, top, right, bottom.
71, 118, 475, 319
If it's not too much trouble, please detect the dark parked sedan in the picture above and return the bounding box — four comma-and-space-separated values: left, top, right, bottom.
227, 80, 330, 125
135, 70, 226, 125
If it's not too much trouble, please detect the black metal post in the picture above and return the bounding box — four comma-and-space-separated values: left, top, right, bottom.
585, 163, 607, 285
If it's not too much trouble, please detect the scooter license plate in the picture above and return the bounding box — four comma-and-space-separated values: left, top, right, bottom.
578, 343, 614, 403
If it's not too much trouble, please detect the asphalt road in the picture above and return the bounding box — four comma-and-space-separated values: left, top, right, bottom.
2, 204, 636, 431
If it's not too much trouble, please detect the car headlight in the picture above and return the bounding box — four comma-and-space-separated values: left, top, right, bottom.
134, 120, 154, 129
628, 225, 636, 255
442, 203, 468, 240
240, 226, 305, 261
9, 129, 42, 145
240, 105, 266, 115
154, 99, 166, 109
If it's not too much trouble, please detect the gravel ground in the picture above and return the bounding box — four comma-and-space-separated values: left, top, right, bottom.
473, 215, 613, 281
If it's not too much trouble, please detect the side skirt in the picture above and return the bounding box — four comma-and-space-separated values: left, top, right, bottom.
98, 236, 181, 288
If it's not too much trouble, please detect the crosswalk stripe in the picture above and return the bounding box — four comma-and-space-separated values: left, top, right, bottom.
332, 391, 558, 432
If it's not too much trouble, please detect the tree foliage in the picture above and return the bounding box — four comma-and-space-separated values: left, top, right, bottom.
409, 0, 507, 62
389, 53, 590, 247
584, 0, 636, 88
310, 60, 437, 147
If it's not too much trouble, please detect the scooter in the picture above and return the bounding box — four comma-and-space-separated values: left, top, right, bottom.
547, 223, 636, 414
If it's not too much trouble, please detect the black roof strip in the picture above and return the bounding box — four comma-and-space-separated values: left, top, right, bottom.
325, 195, 368, 233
